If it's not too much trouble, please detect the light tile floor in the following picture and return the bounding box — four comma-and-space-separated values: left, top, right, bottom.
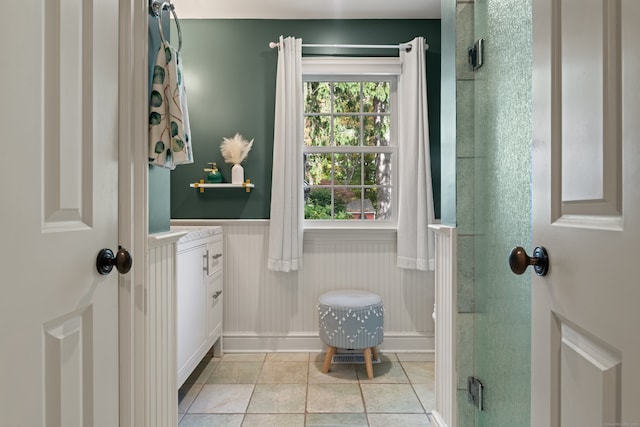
178, 352, 435, 427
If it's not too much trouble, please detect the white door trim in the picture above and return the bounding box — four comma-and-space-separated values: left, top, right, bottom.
429, 410, 450, 427
118, 0, 150, 425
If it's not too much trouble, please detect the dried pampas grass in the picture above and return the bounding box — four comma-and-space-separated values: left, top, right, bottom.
220, 133, 254, 165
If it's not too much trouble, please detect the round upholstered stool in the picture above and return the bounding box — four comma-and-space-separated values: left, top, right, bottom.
318, 289, 384, 379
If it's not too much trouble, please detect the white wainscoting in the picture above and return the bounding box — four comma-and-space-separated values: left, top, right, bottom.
147, 231, 185, 427
429, 224, 457, 427
172, 220, 435, 353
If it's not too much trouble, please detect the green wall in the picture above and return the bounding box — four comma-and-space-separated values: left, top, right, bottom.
148, 12, 171, 234
169, 19, 441, 220
440, 2, 456, 227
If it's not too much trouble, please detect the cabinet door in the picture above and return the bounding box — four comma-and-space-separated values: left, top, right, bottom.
177, 244, 207, 378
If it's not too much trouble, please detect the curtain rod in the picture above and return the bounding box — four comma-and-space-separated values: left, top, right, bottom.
268, 42, 429, 52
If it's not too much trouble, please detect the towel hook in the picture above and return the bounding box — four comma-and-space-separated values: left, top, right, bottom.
150, 0, 183, 53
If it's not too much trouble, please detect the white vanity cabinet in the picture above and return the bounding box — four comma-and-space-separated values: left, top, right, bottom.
175, 227, 223, 387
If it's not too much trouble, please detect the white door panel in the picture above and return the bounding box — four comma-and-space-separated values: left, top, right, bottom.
532, 0, 640, 425
1, 0, 120, 425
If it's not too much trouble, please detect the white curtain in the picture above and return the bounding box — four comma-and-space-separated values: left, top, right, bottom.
397, 37, 435, 271
268, 36, 304, 272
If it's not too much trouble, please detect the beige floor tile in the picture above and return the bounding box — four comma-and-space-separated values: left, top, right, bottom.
177, 351, 435, 424
242, 413, 305, 426
179, 414, 244, 427
246, 383, 307, 413
361, 384, 424, 413
188, 384, 254, 414
413, 383, 436, 412
311, 352, 330, 363
396, 353, 435, 362
305, 413, 368, 426
206, 362, 263, 384
355, 361, 409, 383
308, 361, 358, 383
258, 361, 308, 384
306, 384, 365, 413
402, 362, 435, 384
367, 413, 431, 426
221, 353, 266, 362
266, 352, 310, 362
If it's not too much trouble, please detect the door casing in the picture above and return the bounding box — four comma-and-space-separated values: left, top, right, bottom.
118, 0, 151, 425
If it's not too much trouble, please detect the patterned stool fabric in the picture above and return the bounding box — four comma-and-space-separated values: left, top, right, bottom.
317, 289, 384, 379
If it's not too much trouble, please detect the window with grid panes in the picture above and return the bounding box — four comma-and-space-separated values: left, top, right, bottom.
303, 74, 397, 227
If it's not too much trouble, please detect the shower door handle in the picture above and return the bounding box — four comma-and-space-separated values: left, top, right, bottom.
508, 246, 549, 276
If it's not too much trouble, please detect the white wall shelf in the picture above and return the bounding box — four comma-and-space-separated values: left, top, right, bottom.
190, 179, 255, 193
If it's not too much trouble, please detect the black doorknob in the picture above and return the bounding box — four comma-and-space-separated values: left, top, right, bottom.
509, 246, 549, 276
96, 247, 133, 275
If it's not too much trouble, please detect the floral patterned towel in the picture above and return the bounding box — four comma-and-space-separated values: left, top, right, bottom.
148, 41, 193, 169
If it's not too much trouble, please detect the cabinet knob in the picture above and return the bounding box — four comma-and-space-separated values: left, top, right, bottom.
212, 290, 222, 300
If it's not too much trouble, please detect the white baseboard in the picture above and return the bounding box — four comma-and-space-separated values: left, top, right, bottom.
429, 410, 449, 427
222, 332, 434, 354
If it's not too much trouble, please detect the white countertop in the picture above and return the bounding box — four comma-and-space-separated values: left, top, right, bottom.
170, 226, 223, 243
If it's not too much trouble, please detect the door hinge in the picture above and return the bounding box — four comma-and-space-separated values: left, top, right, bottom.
468, 39, 484, 71
467, 376, 484, 411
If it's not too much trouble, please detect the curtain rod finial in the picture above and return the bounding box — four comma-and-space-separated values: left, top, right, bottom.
269, 42, 279, 49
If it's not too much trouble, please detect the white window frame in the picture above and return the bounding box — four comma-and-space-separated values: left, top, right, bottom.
302, 57, 401, 230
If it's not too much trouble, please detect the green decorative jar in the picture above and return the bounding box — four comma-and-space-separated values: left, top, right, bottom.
205, 162, 223, 183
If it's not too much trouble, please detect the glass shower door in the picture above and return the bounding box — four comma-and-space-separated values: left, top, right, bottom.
467, 0, 533, 425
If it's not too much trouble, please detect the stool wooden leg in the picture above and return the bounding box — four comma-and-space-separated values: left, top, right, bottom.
363, 347, 374, 380
322, 346, 336, 373
371, 346, 379, 362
